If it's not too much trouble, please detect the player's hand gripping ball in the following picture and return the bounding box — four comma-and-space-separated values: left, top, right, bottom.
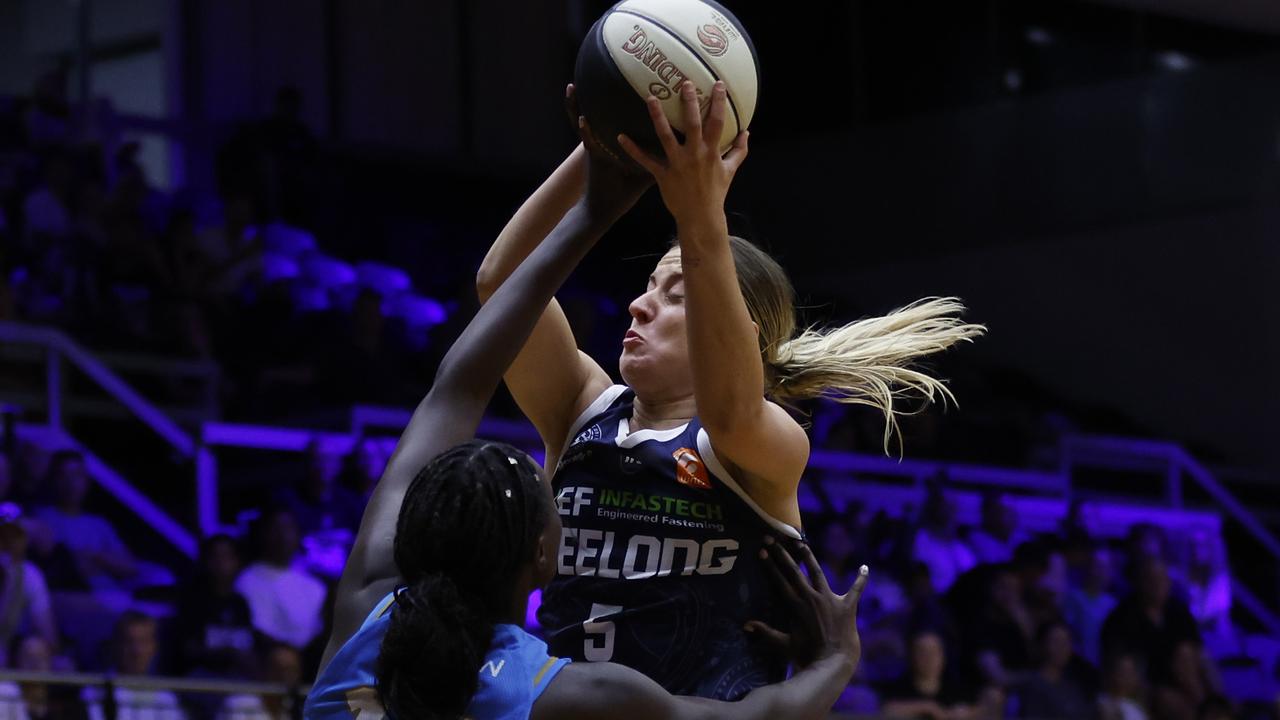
573, 0, 759, 167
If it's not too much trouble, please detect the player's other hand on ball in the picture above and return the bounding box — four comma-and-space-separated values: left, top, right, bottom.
617, 80, 748, 229
565, 83, 651, 219
745, 536, 867, 671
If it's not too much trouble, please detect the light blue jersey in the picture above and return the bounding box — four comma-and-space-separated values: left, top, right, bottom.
306, 592, 570, 719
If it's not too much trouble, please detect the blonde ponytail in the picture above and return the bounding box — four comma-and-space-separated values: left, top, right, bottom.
767, 297, 985, 453
724, 237, 985, 454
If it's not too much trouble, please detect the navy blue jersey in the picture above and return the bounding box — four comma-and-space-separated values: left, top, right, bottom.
537, 385, 802, 700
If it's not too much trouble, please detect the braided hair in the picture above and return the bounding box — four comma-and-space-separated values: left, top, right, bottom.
375, 440, 550, 720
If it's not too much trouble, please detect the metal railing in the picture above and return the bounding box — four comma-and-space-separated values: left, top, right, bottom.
0, 670, 304, 720
0, 669, 1109, 720
1, 321, 200, 557
0, 343, 220, 426
14, 424, 198, 557
1063, 435, 1280, 635
0, 322, 198, 456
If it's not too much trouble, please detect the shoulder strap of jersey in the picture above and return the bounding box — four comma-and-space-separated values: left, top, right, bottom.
560, 385, 630, 451
362, 591, 397, 628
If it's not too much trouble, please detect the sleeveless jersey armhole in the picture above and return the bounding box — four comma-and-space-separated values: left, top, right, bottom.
369, 592, 396, 623
696, 428, 803, 540
530, 655, 571, 699
560, 385, 628, 452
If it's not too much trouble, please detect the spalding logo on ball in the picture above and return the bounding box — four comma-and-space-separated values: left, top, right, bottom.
574, 0, 760, 164
696, 24, 729, 57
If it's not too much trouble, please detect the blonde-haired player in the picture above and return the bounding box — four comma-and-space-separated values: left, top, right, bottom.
477, 81, 983, 699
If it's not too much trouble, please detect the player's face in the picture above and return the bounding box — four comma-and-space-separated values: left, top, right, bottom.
620, 248, 694, 399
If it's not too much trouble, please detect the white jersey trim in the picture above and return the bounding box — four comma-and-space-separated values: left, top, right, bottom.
696, 428, 803, 540
616, 417, 689, 447
562, 384, 629, 452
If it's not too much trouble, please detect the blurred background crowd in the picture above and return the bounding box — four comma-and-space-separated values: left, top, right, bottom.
2, 0, 1279, 718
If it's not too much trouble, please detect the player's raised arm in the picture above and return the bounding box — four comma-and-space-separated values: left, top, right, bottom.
476, 89, 626, 469
619, 81, 809, 524
319, 149, 649, 673
533, 541, 869, 720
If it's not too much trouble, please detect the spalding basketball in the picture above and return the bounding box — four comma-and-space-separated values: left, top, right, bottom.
574, 0, 759, 164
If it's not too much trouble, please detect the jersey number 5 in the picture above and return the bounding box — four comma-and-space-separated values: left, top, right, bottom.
583, 603, 623, 662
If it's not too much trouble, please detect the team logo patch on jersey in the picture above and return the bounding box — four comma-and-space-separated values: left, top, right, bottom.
673, 447, 712, 490
573, 424, 603, 446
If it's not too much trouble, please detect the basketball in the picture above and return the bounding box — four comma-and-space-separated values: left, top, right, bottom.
574, 0, 760, 164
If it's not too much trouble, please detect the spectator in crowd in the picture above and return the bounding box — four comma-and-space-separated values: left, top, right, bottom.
1011, 540, 1068, 631
860, 558, 908, 632
84, 612, 185, 720
867, 505, 916, 572
196, 191, 261, 301
32, 450, 139, 593
20, 152, 74, 258
912, 483, 975, 594
1179, 528, 1232, 639
150, 209, 216, 358
1060, 500, 1096, 588
100, 151, 166, 297
1016, 619, 1097, 719
860, 560, 938, 686
157, 208, 214, 299
276, 440, 363, 538
260, 85, 318, 224
1101, 556, 1201, 686
856, 565, 910, 671
8, 633, 89, 720
233, 506, 326, 650
9, 442, 49, 508
969, 564, 1035, 688
902, 562, 952, 644
815, 508, 921, 690
1097, 652, 1148, 720
1064, 545, 1118, 666
276, 441, 364, 580
172, 534, 255, 678
882, 629, 982, 719
110, 143, 167, 238
1121, 520, 1172, 571
319, 287, 413, 405
213, 84, 317, 226
1150, 641, 1219, 720
968, 491, 1029, 564
0, 504, 58, 664
814, 513, 864, 594
63, 174, 108, 321
216, 643, 303, 720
